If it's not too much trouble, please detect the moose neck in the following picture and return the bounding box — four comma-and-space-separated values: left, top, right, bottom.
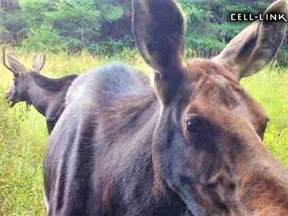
25, 74, 62, 116
25, 86, 55, 116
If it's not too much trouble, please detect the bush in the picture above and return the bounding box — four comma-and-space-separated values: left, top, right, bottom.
88, 34, 133, 56
1, 0, 288, 61
21, 24, 65, 52
46, 0, 101, 52
0, 9, 27, 45
275, 49, 288, 69
19, 0, 50, 28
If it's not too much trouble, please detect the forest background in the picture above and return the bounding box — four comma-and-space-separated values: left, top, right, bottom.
1, 0, 288, 66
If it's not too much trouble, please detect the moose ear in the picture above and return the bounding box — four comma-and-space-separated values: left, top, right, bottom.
6, 54, 26, 75
132, 0, 185, 71
2, 46, 25, 75
32, 54, 45, 72
214, 0, 288, 80
132, 0, 186, 104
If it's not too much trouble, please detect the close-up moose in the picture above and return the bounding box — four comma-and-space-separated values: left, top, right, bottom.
42, 0, 288, 215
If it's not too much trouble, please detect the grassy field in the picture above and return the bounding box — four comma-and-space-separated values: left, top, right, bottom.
0, 50, 287, 215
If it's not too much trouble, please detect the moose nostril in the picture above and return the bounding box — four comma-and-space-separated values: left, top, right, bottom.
5, 90, 15, 101
5, 92, 10, 100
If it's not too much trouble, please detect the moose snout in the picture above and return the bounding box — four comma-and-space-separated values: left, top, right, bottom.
5, 88, 17, 107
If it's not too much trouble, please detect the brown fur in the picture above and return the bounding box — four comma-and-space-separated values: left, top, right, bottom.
44, 1, 288, 215
180, 59, 288, 215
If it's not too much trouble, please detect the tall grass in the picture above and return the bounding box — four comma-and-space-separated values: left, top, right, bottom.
0, 50, 287, 215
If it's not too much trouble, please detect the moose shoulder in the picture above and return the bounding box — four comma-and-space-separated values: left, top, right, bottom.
3, 48, 78, 134
45, 0, 288, 215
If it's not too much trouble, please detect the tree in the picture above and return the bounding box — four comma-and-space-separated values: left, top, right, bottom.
0, 0, 287, 65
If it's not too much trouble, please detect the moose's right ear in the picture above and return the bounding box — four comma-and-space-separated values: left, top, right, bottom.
32, 54, 46, 72
6, 54, 26, 75
214, 0, 288, 80
132, 0, 185, 72
132, 0, 186, 104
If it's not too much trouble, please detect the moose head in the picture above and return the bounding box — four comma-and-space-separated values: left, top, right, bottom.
3, 46, 45, 107
133, 0, 288, 214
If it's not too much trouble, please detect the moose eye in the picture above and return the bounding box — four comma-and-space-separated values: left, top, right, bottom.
186, 118, 201, 133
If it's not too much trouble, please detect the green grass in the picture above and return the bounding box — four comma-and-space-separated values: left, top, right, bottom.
241, 70, 288, 164
0, 50, 287, 215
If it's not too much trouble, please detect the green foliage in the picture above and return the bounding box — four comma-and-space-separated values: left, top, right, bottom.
19, 0, 50, 28
100, 4, 123, 21
175, 0, 288, 62
0, 0, 130, 54
275, 43, 288, 68
46, 0, 101, 52
186, 35, 225, 57
22, 24, 64, 52
241, 70, 288, 164
0, 9, 27, 44
0, 86, 47, 215
88, 34, 133, 56
1, 0, 288, 62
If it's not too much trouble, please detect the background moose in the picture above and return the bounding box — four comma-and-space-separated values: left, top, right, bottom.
3, 47, 77, 133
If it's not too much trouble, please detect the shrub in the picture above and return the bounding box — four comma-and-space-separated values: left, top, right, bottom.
0, 9, 27, 45
88, 35, 133, 56
21, 24, 65, 52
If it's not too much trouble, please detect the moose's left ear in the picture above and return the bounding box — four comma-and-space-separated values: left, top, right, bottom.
214, 0, 288, 80
32, 54, 46, 72
132, 0, 186, 104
